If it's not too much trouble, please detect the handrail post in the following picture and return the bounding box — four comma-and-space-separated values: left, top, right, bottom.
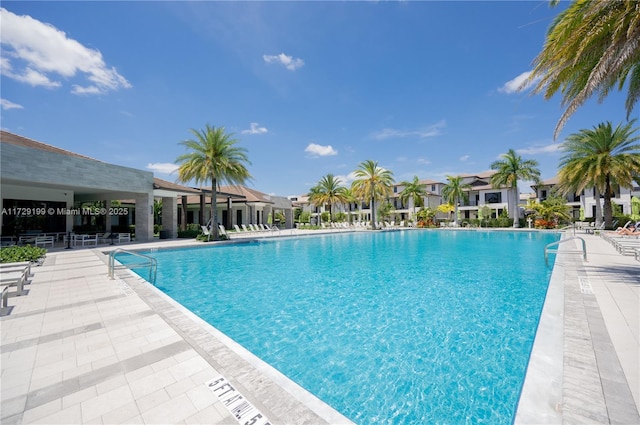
544, 236, 587, 266
108, 248, 157, 284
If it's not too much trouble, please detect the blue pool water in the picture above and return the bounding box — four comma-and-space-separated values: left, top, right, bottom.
121, 230, 559, 424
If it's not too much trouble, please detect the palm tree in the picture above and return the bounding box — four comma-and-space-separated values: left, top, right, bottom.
351, 160, 394, 229
557, 119, 640, 229
340, 187, 358, 223
175, 125, 252, 240
440, 176, 471, 227
490, 149, 541, 228
527, 1, 640, 138
532, 196, 573, 225
308, 174, 350, 222
399, 176, 428, 222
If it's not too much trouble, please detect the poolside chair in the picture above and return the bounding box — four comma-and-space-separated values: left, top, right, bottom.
0, 266, 31, 297
0, 261, 34, 277
219, 225, 230, 239
201, 225, 212, 241
586, 222, 605, 234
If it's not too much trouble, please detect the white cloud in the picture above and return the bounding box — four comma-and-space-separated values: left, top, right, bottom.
0, 8, 131, 94
499, 71, 540, 94
0, 98, 23, 110
516, 143, 562, 155
417, 158, 432, 165
263, 53, 304, 71
305, 143, 337, 157
371, 120, 446, 140
147, 162, 179, 174
460, 155, 470, 162
242, 122, 268, 135
336, 172, 357, 186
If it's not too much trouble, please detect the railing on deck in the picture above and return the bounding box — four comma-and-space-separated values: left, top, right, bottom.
544, 236, 587, 267
108, 248, 157, 284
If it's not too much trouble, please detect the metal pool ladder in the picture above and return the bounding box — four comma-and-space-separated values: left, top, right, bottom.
544, 236, 587, 266
108, 248, 157, 284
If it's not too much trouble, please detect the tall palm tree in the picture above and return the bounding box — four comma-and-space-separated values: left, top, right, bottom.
557, 119, 640, 229
175, 125, 252, 240
351, 160, 394, 229
399, 176, 428, 222
340, 187, 358, 223
527, 0, 640, 138
308, 174, 350, 222
490, 149, 541, 228
441, 176, 471, 227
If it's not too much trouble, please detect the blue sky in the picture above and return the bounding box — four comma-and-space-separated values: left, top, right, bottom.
0, 1, 630, 196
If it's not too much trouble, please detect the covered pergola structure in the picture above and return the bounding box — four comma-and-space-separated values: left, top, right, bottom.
0, 131, 156, 242
1, 131, 295, 242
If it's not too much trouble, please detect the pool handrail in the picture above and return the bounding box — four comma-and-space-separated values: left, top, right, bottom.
544, 236, 586, 266
108, 248, 157, 284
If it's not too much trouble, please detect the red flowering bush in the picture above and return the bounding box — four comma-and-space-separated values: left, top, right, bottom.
534, 219, 556, 229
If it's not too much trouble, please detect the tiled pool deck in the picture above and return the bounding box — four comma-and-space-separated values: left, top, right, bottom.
1, 230, 638, 424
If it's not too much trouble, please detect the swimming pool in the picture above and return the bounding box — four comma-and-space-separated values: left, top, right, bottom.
122, 230, 559, 424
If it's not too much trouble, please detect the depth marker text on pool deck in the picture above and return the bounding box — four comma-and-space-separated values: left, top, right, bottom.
207, 376, 271, 425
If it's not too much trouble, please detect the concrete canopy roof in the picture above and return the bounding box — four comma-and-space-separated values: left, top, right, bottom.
0, 130, 153, 199
153, 178, 204, 198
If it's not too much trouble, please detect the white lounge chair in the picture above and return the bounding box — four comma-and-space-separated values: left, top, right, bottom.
218, 225, 230, 239
0, 261, 33, 275
0, 267, 31, 296
201, 225, 212, 241
586, 222, 605, 234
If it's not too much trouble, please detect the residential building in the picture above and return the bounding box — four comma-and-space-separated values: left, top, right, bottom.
531, 176, 639, 220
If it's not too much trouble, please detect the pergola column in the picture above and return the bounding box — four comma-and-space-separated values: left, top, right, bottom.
285, 208, 293, 229
226, 197, 233, 229
104, 198, 112, 232
135, 192, 154, 242
162, 196, 177, 238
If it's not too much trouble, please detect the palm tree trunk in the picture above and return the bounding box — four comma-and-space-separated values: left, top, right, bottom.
512, 186, 520, 228
594, 185, 603, 227
603, 176, 614, 229
413, 196, 417, 224
211, 177, 218, 240
453, 199, 458, 226
371, 198, 376, 229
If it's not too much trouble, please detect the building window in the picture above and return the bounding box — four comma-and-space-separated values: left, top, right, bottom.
431, 184, 436, 191
394, 186, 398, 193
541, 190, 547, 200
484, 192, 502, 204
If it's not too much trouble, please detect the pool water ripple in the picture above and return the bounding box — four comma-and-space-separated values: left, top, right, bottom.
122, 230, 558, 424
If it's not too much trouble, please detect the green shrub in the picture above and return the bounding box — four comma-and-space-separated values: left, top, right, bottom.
178, 229, 201, 238
0, 245, 47, 263
299, 211, 311, 224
